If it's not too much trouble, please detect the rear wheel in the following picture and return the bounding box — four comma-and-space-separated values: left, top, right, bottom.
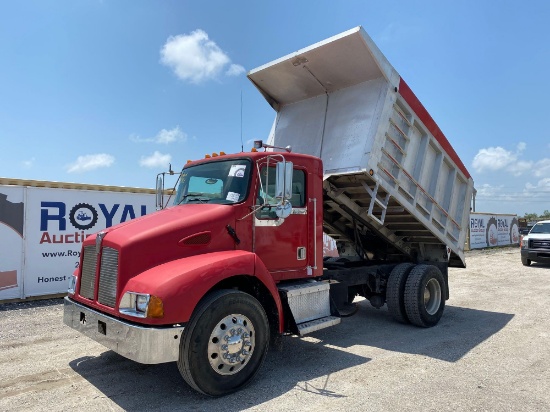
521, 256, 531, 266
177, 290, 269, 396
404, 265, 445, 327
386, 263, 415, 323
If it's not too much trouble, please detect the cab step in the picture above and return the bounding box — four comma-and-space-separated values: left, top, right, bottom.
297, 316, 341, 335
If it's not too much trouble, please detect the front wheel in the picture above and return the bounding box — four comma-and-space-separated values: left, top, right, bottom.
177, 290, 270, 396
404, 265, 445, 327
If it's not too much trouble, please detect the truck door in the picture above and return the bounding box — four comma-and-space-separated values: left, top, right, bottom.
254, 166, 309, 280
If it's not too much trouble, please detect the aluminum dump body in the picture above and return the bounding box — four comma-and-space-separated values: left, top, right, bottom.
248, 27, 474, 268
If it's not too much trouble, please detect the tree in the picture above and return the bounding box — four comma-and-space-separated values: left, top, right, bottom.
524, 212, 539, 221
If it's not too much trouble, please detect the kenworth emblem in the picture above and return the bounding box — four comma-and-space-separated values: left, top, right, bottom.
96, 231, 106, 254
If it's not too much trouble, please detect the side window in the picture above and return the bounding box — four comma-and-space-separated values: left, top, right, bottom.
290, 169, 306, 208
256, 167, 306, 219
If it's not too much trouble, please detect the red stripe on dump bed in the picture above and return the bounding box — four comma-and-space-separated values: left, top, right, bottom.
398, 78, 471, 179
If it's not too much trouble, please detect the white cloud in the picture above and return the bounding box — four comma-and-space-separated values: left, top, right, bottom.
472, 142, 539, 176
140, 151, 171, 169
509, 160, 534, 176
130, 126, 187, 144
472, 146, 518, 172
160, 29, 245, 83
526, 178, 550, 191
533, 158, 550, 178
226, 64, 245, 77
67, 154, 114, 173
476, 183, 503, 198
22, 157, 35, 168
522, 178, 550, 202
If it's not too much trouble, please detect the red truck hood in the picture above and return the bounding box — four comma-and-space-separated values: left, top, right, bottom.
86, 203, 237, 285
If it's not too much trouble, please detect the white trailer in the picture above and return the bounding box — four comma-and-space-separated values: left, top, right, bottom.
0, 178, 155, 301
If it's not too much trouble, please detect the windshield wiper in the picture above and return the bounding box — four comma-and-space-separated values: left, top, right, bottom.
178, 192, 211, 204
186, 196, 210, 203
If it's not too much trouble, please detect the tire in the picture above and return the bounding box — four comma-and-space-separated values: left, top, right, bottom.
386, 263, 415, 324
521, 256, 531, 266
177, 290, 269, 397
404, 265, 445, 327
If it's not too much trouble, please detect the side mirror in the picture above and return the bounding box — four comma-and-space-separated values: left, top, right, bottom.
275, 161, 293, 201
275, 161, 293, 219
155, 174, 164, 210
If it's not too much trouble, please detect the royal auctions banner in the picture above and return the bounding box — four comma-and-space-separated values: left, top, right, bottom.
0, 184, 155, 300
469, 213, 520, 249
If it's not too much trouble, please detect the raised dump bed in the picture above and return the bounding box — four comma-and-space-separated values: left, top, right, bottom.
248, 26, 474, 268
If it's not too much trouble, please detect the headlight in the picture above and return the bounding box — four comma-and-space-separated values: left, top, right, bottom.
521, 237, 528, 249
135, 294, 150, 313
68, 275, 77, 295
119, 292, 164, 318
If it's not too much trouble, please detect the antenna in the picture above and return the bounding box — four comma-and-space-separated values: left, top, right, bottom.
240, 90, 244, 152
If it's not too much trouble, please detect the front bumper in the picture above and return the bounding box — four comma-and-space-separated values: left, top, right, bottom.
521, 249, 550, 263
63, 297, 184, 364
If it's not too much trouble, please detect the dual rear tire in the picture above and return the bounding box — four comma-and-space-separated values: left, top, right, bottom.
387, 264, 445, 327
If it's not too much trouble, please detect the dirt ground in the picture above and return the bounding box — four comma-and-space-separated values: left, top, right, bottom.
1, 247, 549, 411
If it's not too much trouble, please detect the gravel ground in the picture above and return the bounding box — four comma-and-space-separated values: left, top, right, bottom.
1, 247, 549, 411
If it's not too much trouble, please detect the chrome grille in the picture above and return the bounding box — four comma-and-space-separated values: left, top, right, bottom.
97, 247, 119, 307
531, 239, 550, 249
79, 246, 97, 300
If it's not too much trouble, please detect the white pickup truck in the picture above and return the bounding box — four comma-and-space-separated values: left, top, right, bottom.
520, 220, 550, 266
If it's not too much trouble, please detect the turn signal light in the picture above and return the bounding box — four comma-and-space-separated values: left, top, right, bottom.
148, 295, 164, 318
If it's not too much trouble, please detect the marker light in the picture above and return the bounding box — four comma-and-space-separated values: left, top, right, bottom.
251, 147, 257, 152
220, 151, 226, 155
186, 160, 192, 164
254, 140, 263, 149
147, 296, 164, 318
205, 154, 211, 158
212, 152, 218, 157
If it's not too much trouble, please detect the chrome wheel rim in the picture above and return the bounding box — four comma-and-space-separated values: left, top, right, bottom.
207, 314, 255, 375
424, 278, 442, 315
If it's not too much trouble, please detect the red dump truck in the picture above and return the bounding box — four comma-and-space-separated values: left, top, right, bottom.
64, 27, 475, 396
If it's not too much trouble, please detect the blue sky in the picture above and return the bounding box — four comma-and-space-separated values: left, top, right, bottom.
1, 0, 549, 216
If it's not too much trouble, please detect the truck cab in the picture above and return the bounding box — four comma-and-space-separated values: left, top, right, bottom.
64, 149, 331, 395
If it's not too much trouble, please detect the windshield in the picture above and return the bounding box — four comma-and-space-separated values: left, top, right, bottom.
173, 159, 252, 205
530, 222, 550, 234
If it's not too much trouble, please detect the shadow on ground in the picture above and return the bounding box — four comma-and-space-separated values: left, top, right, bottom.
0, 297, 63, 312
69, 301, 513, 409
